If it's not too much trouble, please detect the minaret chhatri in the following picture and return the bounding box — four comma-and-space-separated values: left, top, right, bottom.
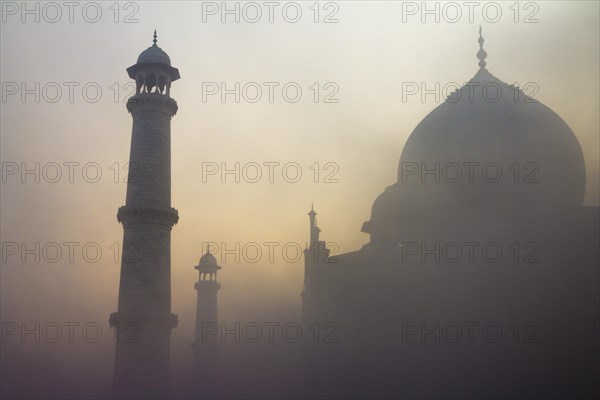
109, 31, 180, 399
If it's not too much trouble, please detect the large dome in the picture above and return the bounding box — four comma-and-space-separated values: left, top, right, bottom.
364, 33, 586, 239
397, 68, 585, 207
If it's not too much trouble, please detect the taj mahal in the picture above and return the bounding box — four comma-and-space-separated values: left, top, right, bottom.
110, 29, 599, 399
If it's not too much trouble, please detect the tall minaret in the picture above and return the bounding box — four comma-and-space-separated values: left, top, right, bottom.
192, 247, 222, 397
109, 31, 180, 399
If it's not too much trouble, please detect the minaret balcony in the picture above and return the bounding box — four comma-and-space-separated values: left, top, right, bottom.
117, 205, 179, 227
126, 92, 178, 116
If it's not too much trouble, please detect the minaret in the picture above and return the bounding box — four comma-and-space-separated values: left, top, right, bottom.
308, 203, 320, 247
192, 246, 222, 396
302, 205, 330, 322
109, 31, 180, 399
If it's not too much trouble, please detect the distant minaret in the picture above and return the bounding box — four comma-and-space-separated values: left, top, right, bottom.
302, 205, 330, 321
308, 203, 321, 247
109, 31, 180, 399
192, 246, 222, 396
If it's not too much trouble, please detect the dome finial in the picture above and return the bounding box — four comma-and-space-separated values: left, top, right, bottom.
153, 29, 157, 46
477, 25, 487, 69
206, 243, 211, 255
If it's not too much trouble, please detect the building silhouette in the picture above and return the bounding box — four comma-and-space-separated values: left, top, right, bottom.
301, 29, 599, 398
109, 31, 180, 399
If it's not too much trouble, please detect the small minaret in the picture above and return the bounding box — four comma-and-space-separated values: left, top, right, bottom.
192, 246, 221, 396
109, 31, 180, 399
308, 203, 321, 247
302, 205, 330, 322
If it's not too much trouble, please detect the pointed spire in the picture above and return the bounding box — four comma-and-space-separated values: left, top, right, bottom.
206, 243, 211, 255
152, 29, 157, 46
477, 25, 487, 69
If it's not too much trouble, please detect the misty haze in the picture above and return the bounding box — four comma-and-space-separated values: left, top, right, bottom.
1, 1, 599, 399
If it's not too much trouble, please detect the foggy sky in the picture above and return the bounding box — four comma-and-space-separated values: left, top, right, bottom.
1, 1, 599, 397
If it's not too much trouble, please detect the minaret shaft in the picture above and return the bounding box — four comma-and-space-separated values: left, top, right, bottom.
111, 95, 178, 400
125, 110, 172, 208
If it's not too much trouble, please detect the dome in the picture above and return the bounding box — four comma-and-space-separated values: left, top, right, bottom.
199, 252, 217, 266
395, 67, 585, 209
137, 45, 171, 66
365, 31, 586, 239
126, 31, 180, 82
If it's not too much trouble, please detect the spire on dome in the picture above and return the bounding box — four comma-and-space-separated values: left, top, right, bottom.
153, 29, 157, 46
477, 25, 487, 69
